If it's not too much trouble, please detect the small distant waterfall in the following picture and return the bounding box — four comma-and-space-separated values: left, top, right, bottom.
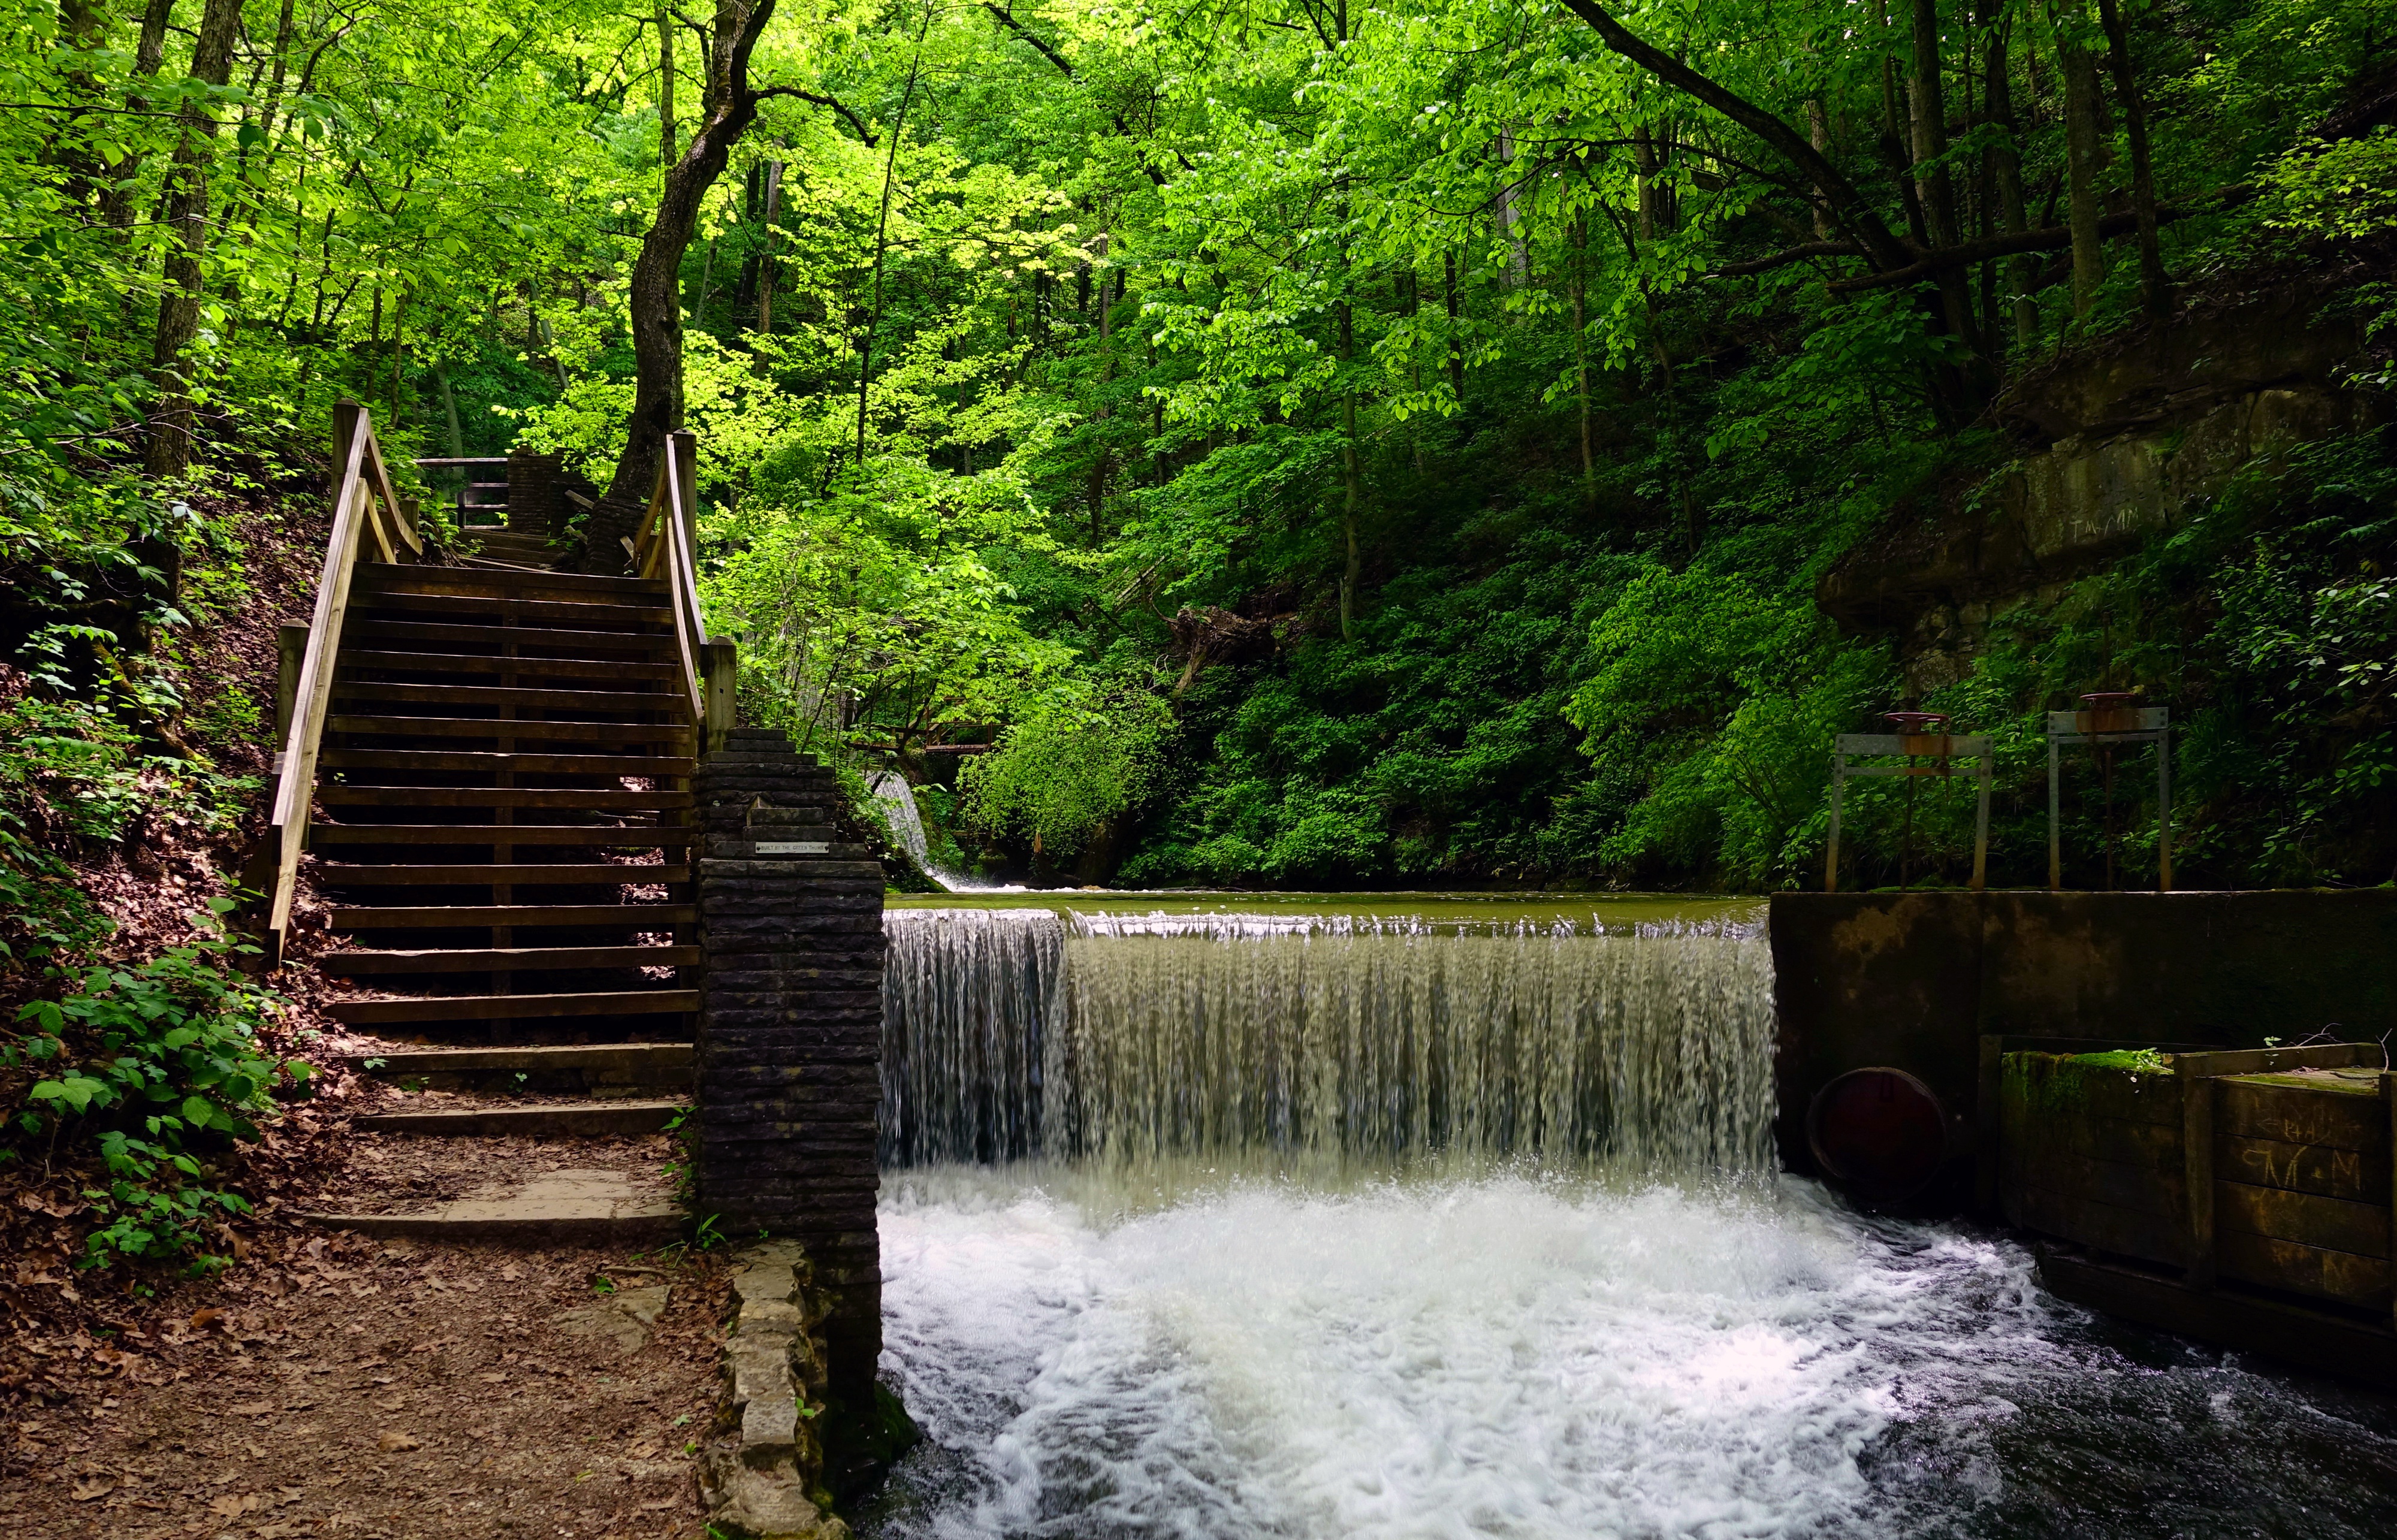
880, 910, 1776, 1180
868, 770, 945, 887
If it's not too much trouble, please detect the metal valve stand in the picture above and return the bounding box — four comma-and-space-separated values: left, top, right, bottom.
1824, 712, 1993, 893
2047, 693, 2171, 892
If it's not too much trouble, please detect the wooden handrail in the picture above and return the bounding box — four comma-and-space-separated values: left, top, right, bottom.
258, 401, 422, 969
633, 428, 712, 738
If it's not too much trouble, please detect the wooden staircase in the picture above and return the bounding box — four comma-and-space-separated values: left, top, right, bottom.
310, 561, 701, 1047
262, 404, 732, 1240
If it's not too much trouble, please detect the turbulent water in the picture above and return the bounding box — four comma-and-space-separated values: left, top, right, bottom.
867, 905, 2397, 1539
860, 1169, 2397, 1540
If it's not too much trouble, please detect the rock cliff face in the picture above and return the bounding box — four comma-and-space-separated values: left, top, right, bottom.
1820, 288, 2387, 690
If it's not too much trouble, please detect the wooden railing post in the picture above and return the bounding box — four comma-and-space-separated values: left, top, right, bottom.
273, 623, 308, 754
702, 640, 739, 754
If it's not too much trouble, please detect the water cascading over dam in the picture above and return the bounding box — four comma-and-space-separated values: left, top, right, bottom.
861, 904, 2397, 1540
879, 908, 1776, 1179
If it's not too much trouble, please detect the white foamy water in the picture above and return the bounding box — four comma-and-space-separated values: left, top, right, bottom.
864, 1170, 2397, 1540
865, 1171, 2027, 1539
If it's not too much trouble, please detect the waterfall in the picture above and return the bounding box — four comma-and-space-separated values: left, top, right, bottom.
880, 909, 1776, 1180
881, 908, 1064, 1165
868, 770, 947, 889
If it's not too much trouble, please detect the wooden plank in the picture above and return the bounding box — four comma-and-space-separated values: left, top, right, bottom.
2216, 1179, 2391, 1259
328, 904, 696, 929
2037, 1248, 2397, 1388
336, 650, 680, 683
308, 824, 693, 846
2216, 1230, 2392, 1310
319, 749, 696, 776
319, 946, 702, 975
315, 787, 693, 810
327, 989, 699, 1025
312, 863, 692, 884
2217, 1078, 2385, 1152
327, 715, 694, 745
332, 680, 689, 714
2173, 1046, 2377, 1078
2217, 1132, 2391, 1204
359, 427, 423, 560
2007, 1149, 2183, 1218
2006, 1180, 2187, 1266
341, 618, 677, 655
2006, 1110, 2180, 1171
354, 590, 673, 629
355, 561, 663, 600
2185, 1070, 2216, 1287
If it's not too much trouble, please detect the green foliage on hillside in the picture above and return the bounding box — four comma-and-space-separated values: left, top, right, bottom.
0, 0, 2392, 937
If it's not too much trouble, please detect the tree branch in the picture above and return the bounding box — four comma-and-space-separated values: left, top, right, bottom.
982, 4, 1073, 75
755, 83, 876, 144
1826, 186, 2253, 292
1555, 0, 1915, 273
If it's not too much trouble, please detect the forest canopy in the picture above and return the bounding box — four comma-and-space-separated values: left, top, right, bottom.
5, 0, 2396, 893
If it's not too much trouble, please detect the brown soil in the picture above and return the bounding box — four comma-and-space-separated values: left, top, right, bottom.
0, 1230, 731, 1539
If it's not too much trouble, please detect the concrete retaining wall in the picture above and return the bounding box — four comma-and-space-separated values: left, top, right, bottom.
1770, 890, 2397, 1177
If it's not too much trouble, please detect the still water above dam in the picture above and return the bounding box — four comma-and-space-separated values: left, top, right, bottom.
856, 896, 2397, 1538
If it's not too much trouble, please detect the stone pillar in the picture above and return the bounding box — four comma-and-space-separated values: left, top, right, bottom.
693, 727, 888, 1406
505, 448, 559, 537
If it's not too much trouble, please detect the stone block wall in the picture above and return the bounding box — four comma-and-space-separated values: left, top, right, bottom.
693, 727, 888, 1405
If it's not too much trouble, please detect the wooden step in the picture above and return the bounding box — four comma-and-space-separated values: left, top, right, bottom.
355, 563, 663, 600
316, 787, 693, 811
312, 863, 692, 886
348, 1044, 694, 1076
343, 618, 677, 657
322, 946, 701, 976
328, 904, 697, 929
330, 680, 689, 715
300, 1173, 683, 1245
336, 650, 680, 683
328, 714, 693, 746
327, 989, 700, 1026
352, 1100, 686, 1137
309, 824, 692, 846
352, 591, 674, 630
319, 748, 696, 777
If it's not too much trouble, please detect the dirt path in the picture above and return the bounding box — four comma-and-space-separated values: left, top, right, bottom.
2, 1224, 730, 1538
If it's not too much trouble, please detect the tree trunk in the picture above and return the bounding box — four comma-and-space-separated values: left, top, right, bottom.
50, 0, 107, 207
1907, 0, 1958, 250
1632, 123, 1659, 242
2059, 37, 2109, 321
1338, 295, 1361, 639
657, 4, 677, 178
102, 0, 178, 232
1569, 218, 1593, 506
1443, 250, 1464, 401
1982, 4, 2037, 345
144, 0, 244, 479
1807, 96, 1834, 237
855, 5, 934, 480
756, 160, 783, 334
587, 0, 789, 567
2095, 0, 2170, 316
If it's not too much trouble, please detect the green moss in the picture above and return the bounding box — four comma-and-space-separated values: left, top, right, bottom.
2001, 1048, 2175, 1119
